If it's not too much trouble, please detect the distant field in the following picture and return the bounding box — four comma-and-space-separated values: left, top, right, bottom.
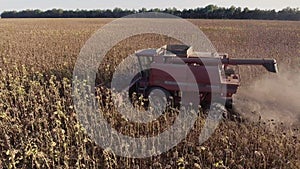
0, 19, 299, 80
0, 19, 299, 168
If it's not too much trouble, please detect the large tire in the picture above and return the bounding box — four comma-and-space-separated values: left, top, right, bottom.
147, 87, 172, 113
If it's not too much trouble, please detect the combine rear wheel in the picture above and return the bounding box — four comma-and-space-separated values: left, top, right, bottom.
203, 102, 227, 119
225, 99, 233, 109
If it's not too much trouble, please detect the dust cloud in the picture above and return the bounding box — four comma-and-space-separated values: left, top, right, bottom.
234, 71, 300, 126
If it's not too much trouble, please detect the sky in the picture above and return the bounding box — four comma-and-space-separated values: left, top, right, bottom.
0, 0, 299, 13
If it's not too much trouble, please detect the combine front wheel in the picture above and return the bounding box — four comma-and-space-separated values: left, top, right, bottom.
147, 87, 172, 113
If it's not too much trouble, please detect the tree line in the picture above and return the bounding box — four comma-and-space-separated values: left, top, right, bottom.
1, 5, 299, 21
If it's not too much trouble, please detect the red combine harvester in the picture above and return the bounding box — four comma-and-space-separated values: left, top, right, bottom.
129, 44, 278, 110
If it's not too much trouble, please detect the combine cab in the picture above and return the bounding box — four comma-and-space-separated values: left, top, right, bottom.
129, 44, 278, 109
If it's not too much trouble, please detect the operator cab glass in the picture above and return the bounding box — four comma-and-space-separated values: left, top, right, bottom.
138, 56, 153, 78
